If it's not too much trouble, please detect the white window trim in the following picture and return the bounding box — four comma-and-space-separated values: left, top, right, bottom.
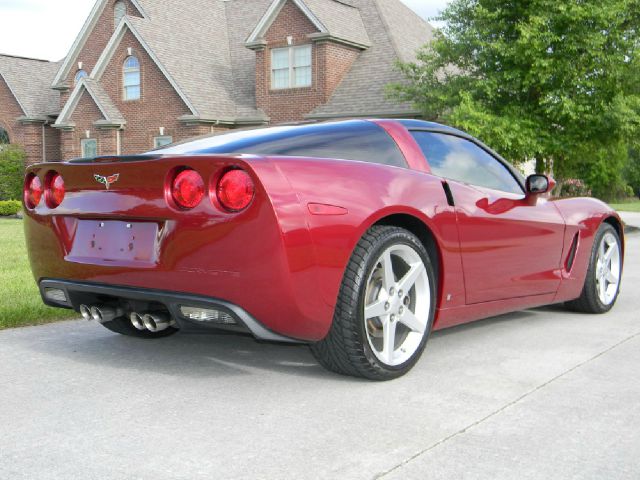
81, 138, 98, 158
270, 45, 312, 90
123, 56, 141, 101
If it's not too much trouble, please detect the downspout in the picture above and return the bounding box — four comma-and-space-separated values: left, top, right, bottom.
42, 123, 46, 162
116, 128, 122, 155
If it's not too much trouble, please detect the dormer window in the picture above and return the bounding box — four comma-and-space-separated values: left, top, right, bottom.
123, 56, 141, 100
271, 45, 312, 89
114, 1, 126, 27
74, 69, 88, 85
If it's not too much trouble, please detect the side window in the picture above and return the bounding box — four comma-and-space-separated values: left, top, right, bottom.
411, 131, 523, 194
232, 125, 407, 168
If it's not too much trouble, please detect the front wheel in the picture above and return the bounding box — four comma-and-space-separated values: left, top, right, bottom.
311, 226, 436, 380
566, 223, 622, 313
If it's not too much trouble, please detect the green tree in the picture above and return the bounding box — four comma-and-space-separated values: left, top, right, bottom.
389, 0, 640, 200
0, 145, 25, 201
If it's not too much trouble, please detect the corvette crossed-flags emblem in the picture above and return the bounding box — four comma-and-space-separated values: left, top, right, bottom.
94, 174, 120, 190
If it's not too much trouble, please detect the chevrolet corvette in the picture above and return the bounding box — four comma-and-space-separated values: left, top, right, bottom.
22, 119, 624, 380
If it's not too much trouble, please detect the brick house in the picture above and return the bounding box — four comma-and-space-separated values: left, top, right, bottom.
0, 0, 433, 165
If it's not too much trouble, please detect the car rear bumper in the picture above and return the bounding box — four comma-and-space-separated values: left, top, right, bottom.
39, 279, 303, 344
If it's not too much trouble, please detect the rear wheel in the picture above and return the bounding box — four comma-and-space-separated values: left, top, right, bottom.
311, 226, 436, 380
100, 317, 179, 339
566, 223, 622, 313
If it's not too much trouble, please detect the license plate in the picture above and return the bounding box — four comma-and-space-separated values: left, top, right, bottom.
66, 220, 159, 267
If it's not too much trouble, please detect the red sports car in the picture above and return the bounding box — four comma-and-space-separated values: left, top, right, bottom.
23, 119, 624, 380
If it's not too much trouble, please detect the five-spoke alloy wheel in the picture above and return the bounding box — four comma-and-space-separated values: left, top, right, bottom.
311, 226, 436, 380
566, 223, 623, 313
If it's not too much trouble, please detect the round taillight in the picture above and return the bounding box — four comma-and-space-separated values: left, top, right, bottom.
171, 169, 205, 209
216, 169, 255, 212
46, 173, 65, 208
24, 174, 43, 209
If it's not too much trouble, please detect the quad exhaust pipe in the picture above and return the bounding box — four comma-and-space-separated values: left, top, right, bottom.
80, 304, 124, 324
81, 304, 175, 332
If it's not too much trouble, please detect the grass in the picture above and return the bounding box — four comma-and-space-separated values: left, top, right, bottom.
0, 219, 77, 330
609, 200, 640, 212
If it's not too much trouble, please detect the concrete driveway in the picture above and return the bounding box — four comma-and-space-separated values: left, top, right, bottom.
1, 234, 638, 480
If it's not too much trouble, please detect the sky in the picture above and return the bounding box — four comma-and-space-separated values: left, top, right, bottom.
0, 0, 451, 62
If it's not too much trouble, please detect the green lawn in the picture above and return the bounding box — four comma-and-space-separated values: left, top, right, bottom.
609, 200, 640, 212
0, 219, 77, 329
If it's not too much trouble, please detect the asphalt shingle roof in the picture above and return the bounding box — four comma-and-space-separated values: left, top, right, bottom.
53, 0, 432, 123
310, 0, 435, 118
0, 55, 61, 118
296, 0, 370, 47
83, 79, 125, 124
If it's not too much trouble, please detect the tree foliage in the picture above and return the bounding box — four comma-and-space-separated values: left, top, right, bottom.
389, 0, 640, 200
0, 145, 25, 201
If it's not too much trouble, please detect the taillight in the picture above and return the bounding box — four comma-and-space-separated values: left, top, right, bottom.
24, 174, 43, 209
46, 172, 65, 208
171, 169, 205, 209
216, 169, 255, 212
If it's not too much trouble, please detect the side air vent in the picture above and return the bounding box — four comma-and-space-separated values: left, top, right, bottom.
565, 233, 579, 272
442, 181, 455, 207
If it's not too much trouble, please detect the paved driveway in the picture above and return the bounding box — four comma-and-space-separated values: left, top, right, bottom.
1, 234, 638, 480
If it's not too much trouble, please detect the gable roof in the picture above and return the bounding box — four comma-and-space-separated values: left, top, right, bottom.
246, 0, 371, 49
0, 54, 61, 120
55, 78, 125, 128
52, 0, 432, 125
308, 0, 434, 118
51, 0, 146, 88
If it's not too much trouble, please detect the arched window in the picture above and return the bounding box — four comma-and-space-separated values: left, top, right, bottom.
0, 127, 9, 145
75, 69, 88, 85
123, 56, 141, 100
114, 1, 126, 27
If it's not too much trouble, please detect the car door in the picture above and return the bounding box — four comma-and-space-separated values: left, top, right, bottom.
410, 130, 566, 304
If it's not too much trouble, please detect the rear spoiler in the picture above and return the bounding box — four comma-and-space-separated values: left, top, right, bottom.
68, 154, 163, 164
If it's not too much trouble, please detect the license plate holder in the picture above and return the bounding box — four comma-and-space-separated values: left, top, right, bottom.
66, 220, 159, 267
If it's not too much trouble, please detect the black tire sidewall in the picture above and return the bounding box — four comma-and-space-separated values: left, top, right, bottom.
585, 223, 622, 313
355, 229, 437, 377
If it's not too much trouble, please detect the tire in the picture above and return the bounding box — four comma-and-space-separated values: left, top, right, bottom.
100, 317, 179, 339
311, 226, 437, 381
566, 223, 622, 314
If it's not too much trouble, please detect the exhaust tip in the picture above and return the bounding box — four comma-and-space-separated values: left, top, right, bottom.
142, 313, 173, 333
130, 312, 146, 331
80, 305, 92, 321
90, 306, 103, 322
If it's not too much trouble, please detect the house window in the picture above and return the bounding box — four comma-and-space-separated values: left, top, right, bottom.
75, 70, 88, 85
114, 1, 126, 27
271, 45, 312, 89
154, 136, 173, 148
123, 56, 141, 100
81, 139, 98, 158
0, 127, 9, 144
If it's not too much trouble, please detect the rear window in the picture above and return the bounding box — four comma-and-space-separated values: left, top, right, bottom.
155, 121, 408, 168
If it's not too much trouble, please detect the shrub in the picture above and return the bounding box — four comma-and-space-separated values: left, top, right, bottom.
0, 146, 25, 201
0, 200, 21, 216
559, 179, 592, 198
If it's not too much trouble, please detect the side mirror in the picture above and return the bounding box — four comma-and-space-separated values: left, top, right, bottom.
526, 175, 555, 195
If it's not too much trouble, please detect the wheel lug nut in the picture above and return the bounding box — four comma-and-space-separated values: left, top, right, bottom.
389, 287, 396, 296
399, 306, 404, 315
384, 302, 390, 311
398, 290, 404, 298
390, 314, 396, 322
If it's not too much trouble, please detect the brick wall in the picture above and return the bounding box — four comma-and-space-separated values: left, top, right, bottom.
61, 28, 226, 158
255, 0, 360, 123
59, 0, 143, 95
0, 75, 46, 165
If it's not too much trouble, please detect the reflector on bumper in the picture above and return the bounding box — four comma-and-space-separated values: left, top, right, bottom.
179, 306, 237, 325
43, 288, 68, 304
